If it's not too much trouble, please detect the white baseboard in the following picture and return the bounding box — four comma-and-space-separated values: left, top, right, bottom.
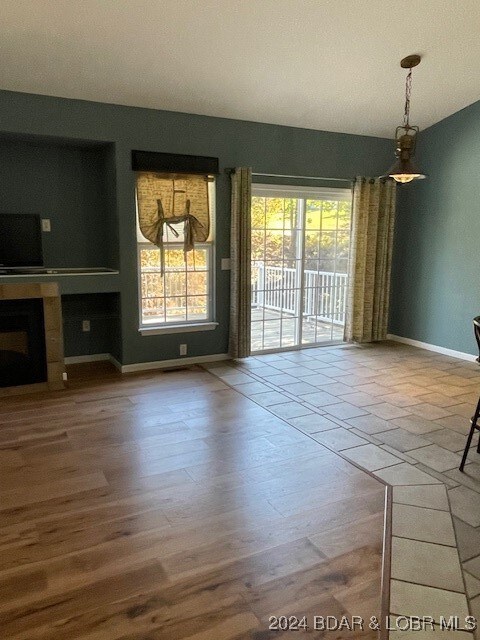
120, 353, 230, 373
387, 334, 477, 362
64, 352, 230, 373
64, 353, 111, 364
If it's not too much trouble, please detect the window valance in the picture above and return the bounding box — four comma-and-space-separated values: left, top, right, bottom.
132, 150, 219, 175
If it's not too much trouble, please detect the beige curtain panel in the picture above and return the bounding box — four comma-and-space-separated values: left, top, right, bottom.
136, 172, 210, 272
344, 177, 397, 343
229, 167, 252, 358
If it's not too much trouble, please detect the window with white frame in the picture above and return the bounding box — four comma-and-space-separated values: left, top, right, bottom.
136, 174, 215, 330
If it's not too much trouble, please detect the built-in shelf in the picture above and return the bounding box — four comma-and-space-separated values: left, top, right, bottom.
0, 134, 122, 362
0, 268, 118, 275
0, 271, 120, 295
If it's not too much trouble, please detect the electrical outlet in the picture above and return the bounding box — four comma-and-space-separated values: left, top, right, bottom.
41, 218, 51, 232
221, 258, 231, 270
82, 320, 91, 332
179, 344, 187, 356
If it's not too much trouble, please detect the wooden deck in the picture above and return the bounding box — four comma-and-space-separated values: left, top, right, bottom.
251, 307, 344, 352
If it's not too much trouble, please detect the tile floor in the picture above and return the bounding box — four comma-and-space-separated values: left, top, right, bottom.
206, 340, 480, 637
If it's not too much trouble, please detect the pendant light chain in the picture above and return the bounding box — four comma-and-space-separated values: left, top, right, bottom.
403, 68, 413, 128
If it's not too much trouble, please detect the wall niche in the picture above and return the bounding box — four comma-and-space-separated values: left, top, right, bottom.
0, 134, 118, 270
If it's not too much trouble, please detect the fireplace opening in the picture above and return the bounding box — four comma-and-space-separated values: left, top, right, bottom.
0, 298, 47, 387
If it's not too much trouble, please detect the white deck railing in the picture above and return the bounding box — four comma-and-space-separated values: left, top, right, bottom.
251, 262, 348, 325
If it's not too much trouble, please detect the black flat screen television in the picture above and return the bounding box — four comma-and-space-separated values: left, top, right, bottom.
0, 214, 43, 267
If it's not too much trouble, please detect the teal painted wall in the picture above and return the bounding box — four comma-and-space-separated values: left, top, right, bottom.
0, 90, 393, 364
390, 99, 480, 356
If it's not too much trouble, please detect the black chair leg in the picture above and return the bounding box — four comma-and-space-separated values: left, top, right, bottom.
460, 396, 480, 472
460, 423, 477, 471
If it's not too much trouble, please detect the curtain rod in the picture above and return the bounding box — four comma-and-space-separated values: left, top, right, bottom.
251, 172, 352, 183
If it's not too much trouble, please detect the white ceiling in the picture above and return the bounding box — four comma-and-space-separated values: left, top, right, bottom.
1, 0, 480, 138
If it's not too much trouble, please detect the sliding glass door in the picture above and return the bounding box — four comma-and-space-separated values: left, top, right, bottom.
251, 185, 351, 353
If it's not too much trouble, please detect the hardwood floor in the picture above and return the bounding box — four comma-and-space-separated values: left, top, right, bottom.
0, 362, 385, 639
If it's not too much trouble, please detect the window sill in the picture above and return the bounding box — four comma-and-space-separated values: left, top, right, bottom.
139, 322, 218, 336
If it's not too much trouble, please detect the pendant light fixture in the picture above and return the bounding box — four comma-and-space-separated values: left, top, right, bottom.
386, 55, 426, 184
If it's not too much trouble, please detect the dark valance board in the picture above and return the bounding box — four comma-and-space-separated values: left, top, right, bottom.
132, 150, 219, 175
